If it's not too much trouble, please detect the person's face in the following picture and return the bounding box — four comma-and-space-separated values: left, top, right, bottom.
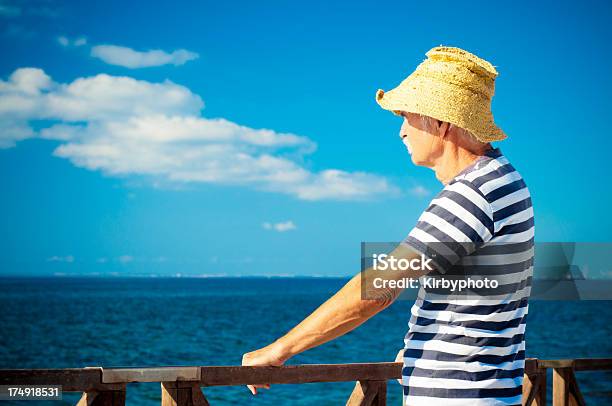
399, 112, 441, 167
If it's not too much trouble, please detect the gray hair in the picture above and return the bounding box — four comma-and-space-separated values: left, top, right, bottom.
418, 114, 480, 144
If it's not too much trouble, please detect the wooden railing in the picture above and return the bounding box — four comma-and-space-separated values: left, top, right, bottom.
523, 358, 612, 406
0, 358, 610, 405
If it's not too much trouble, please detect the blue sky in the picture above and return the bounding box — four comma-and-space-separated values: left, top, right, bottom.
0, 0, 610, 276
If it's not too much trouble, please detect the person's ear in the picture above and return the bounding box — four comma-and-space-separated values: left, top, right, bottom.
437, 121, 450, 138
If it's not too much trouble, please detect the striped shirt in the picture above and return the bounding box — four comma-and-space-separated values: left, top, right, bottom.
401, 148, 534, 406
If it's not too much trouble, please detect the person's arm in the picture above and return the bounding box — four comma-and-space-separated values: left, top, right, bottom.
241, 243, 430, 394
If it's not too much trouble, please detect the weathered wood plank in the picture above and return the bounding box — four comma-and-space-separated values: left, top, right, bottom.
573, 357, 612, 371
522, 372, 537, 406
346, 381, 383, 406
568, 369, 586, 406
373, 380, 386, 406
539, 357, 612, 370
522, 369, 546, 406
0, 357, 608, 396
553, 367, 571, 406
190, 386, 210, 406
199, 362, 401, 386
0, 363, 402, 387
0, 368, 122, 392
76, 388, 126, 406
103, 367, 201, 383
524, 358, 538, 375
346, 381, 368, 406
540, 359, 575, 369
538, 368, 547, 406
161, 383, 178, 406
76, 391, 96, 406
161, 382, 210, 406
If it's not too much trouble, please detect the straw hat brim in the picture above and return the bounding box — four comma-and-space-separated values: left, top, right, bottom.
376, 76, 506, 143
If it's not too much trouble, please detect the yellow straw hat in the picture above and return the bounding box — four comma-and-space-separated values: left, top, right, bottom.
376, 46, 506, 143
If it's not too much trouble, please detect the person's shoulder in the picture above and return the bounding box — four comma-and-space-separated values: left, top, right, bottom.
443, 159, 493, 209
454, 153, 528, 206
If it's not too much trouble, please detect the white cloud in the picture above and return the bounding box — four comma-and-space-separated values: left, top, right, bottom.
91, 45, 199, 68
57, 35, 87, 47
0, 119, 33, 148
0, 67, 399, 201
57, 36, 196, 69
263, 221, 297, 232
47, 255, 74, 263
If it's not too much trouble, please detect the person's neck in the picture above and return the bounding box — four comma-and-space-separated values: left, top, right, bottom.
432, 145, 491, 185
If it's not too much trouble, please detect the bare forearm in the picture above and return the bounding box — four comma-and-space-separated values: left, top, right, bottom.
241, 244, 429, 397
271, 270, 396, 360
267, 246, 427, 360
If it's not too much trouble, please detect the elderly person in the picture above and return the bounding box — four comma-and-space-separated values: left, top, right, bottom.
243, 46, 534, 406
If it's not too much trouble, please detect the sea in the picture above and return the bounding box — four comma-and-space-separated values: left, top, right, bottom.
1, 277, 611, 405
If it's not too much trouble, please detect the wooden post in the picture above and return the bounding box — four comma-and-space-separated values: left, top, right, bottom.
567, 369, 586, 406
553, 367, 569, 406
374, 381, 387, 406
76, 388, 126, 406
522, 368, 546, 406
346, 380, 387, 406
161, 382, 210, 406
553, 367, 571, 406
552, 366, 587, 406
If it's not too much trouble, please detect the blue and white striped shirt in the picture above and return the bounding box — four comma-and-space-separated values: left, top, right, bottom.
401, 148, 534, 406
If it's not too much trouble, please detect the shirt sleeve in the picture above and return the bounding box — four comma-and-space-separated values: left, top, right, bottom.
402, 180, 494, 274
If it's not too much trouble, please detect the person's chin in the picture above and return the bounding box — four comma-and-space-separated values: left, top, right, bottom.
410, 156, 424, 166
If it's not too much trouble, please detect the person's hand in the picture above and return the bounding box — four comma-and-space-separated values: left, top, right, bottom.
395, 348, 404, 385
241, 343, 289, 395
